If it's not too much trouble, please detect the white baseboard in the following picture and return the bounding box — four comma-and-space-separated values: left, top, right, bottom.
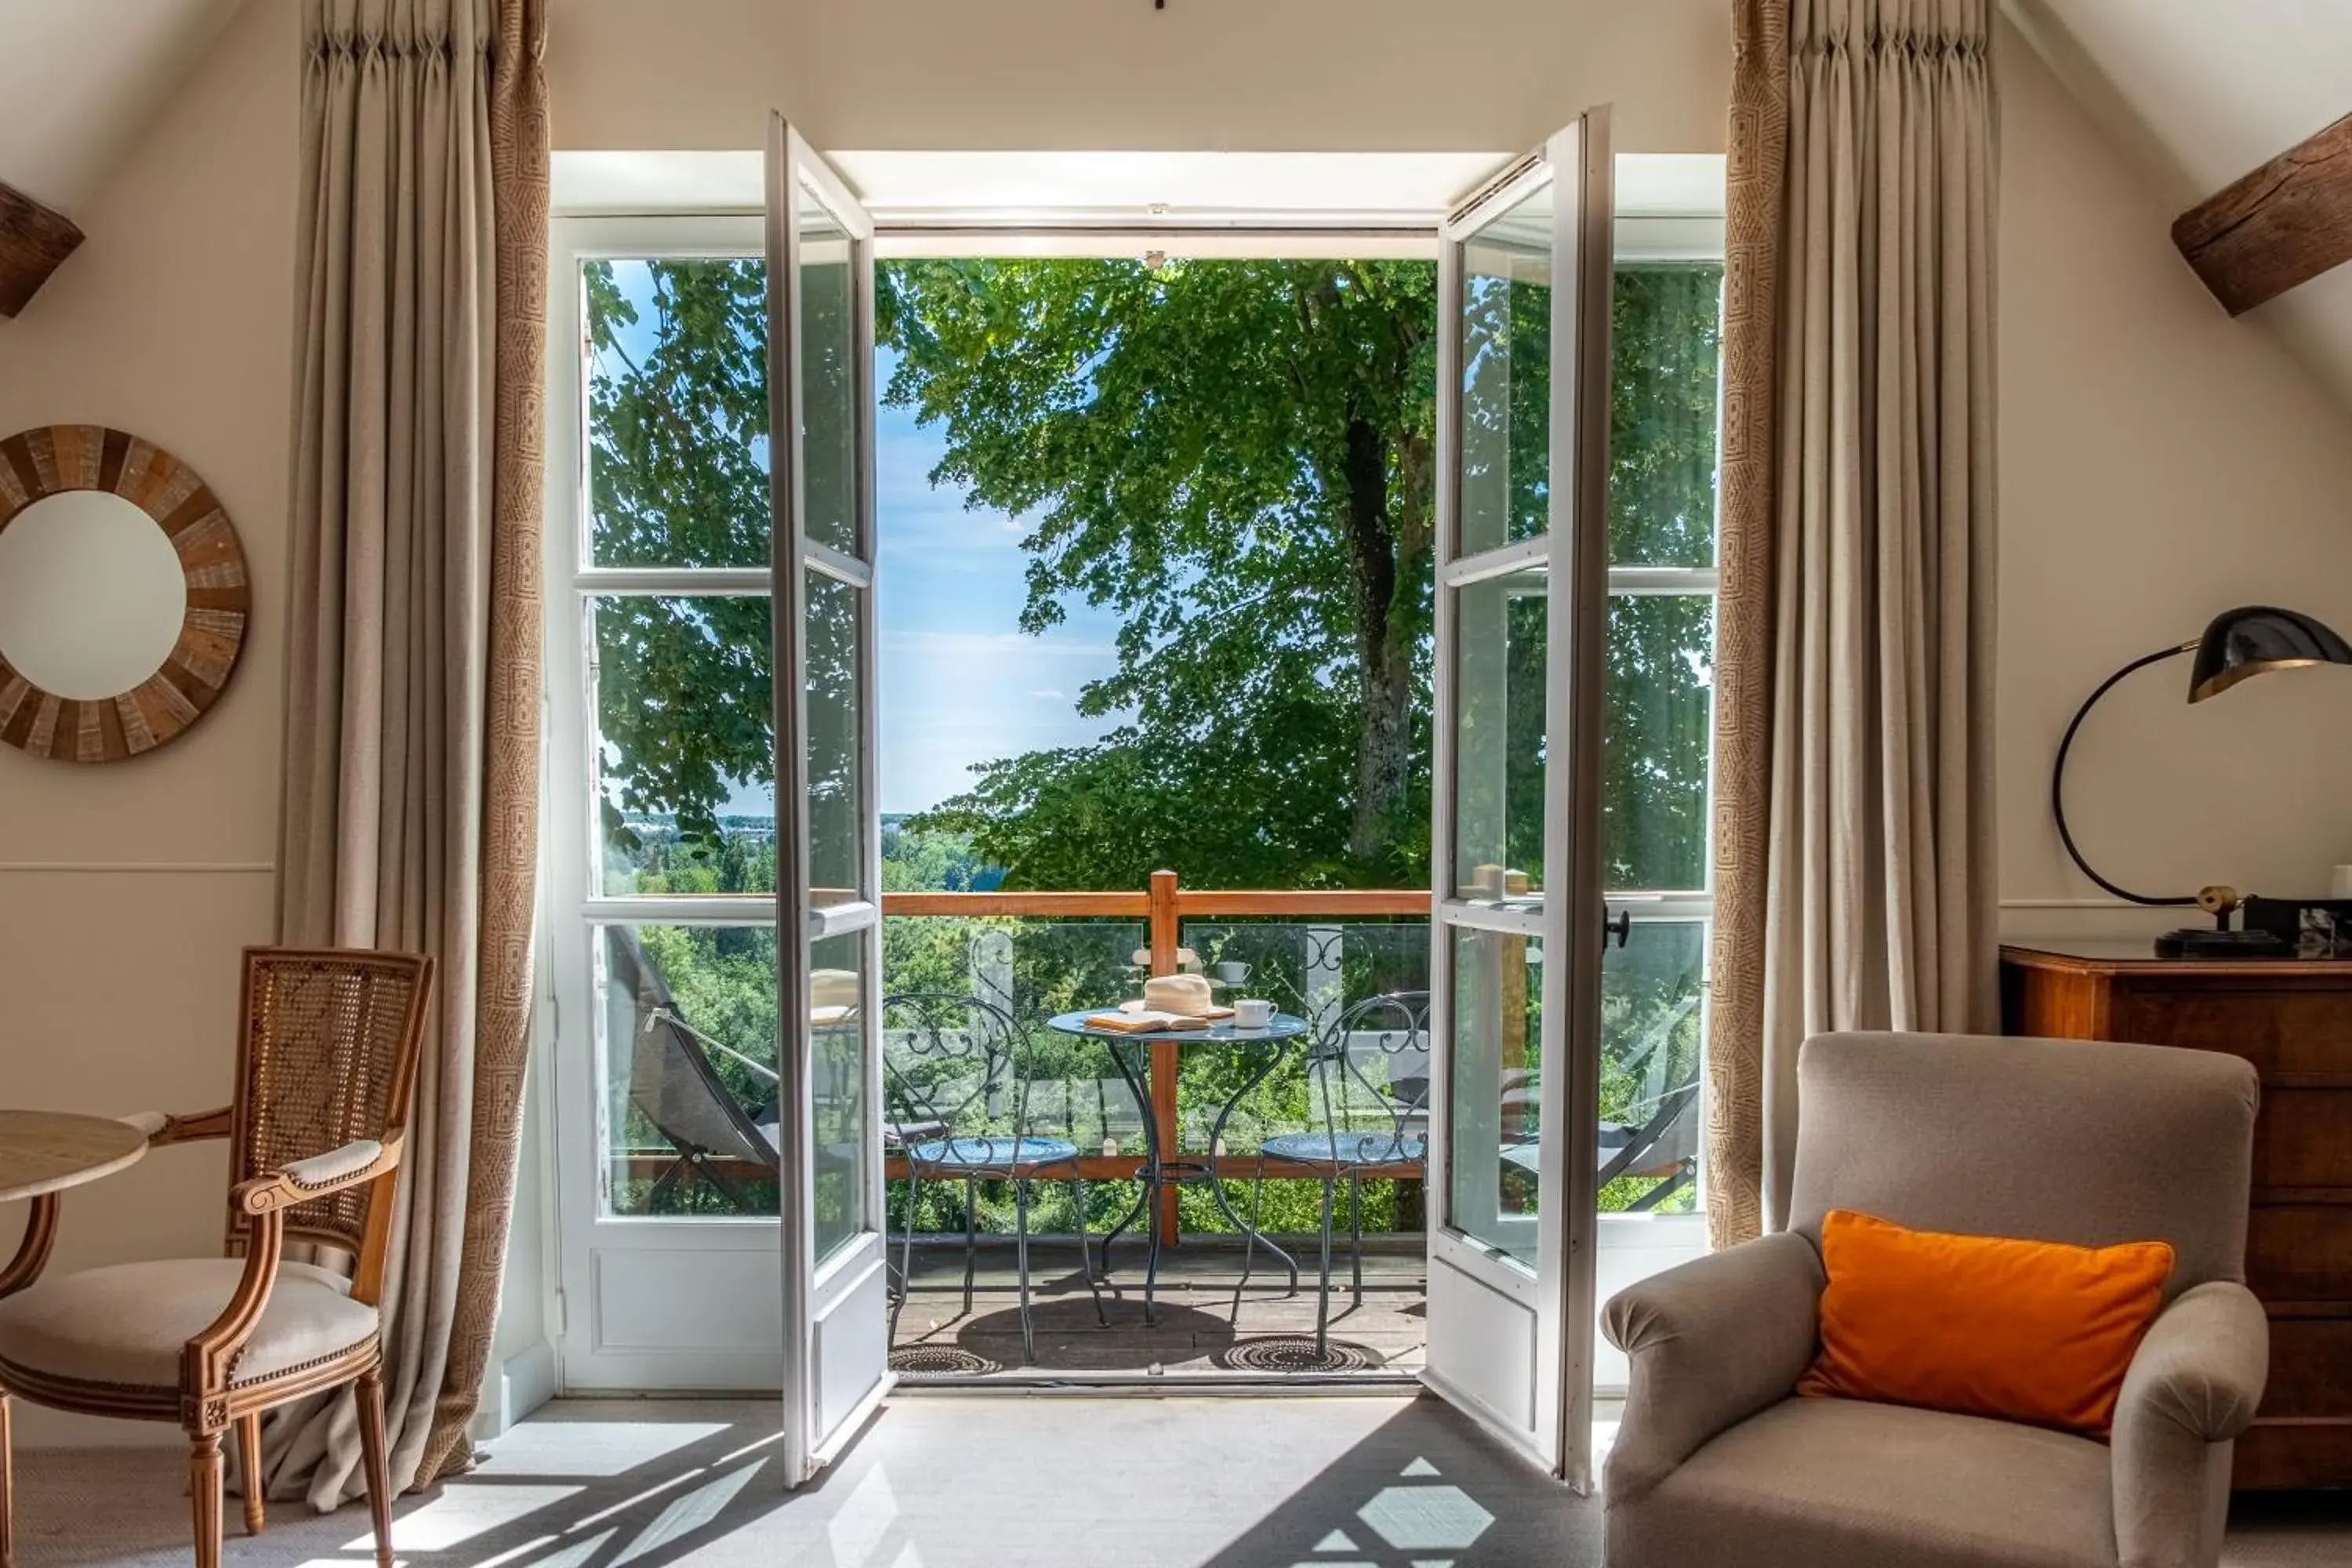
472, 1341, 560, 1443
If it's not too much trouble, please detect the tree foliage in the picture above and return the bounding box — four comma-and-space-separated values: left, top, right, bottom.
880, 257, 1439, 887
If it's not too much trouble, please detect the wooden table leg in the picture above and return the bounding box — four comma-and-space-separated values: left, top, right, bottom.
0, 1196, 56, 1300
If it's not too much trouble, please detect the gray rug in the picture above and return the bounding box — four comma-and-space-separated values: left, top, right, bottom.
9, 1396, 2346, 1567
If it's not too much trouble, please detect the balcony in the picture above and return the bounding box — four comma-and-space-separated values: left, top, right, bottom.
602, 872, 1704, 1384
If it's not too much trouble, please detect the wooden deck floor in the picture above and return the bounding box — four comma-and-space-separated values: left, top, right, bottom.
888, 1236, 1427, 1381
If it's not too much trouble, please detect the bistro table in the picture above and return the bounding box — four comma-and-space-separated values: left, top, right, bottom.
0, 1109, 149, 1296
1047, 1008, 1310, 1325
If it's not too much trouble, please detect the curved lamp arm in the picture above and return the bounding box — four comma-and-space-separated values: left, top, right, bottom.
2051, 642, 2200, 908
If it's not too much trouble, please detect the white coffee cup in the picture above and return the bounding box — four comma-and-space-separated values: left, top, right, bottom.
1233, 998, 1273, 1029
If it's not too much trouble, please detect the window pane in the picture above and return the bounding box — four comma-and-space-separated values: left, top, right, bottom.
591, 595, 775, 898
600, 924, 778, 1218
1603, 593, 1715, 891
1609, 263, 1723, 568
1449, 926, 1542, 1265
797, 183, 860, 559
1452, 566, 1547, 902
811, 930, 869, 1265
584, 258, 771, 569
1600, 920, 1704, 1215
806, 570, 863, 907
1457, 181, 1554, 557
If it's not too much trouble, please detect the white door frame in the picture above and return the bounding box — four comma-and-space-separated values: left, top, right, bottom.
767, 114, 894, 1484
543, 212, 787, 1395
1421, 107, 1616, 1488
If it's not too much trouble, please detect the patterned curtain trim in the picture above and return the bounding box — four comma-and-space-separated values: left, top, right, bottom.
416, 0, 548, 1486
1703, 0, 1790, 1252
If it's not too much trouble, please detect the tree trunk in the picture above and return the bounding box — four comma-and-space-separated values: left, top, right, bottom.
1341, 419, 1414, 869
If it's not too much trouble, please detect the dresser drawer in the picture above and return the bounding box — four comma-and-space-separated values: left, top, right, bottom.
2256, 1315, 2352, 1419
2247, 1205, 2352, 1301
2252, 1088, 2352, 1191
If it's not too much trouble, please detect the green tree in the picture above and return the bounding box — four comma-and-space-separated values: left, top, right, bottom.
880, 258, 1439, 887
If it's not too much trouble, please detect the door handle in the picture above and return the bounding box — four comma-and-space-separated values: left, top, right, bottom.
1602, 907, 1631, 951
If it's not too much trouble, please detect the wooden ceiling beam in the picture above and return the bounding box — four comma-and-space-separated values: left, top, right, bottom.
0, 180, 83, 318
2174, 111, 2352, 318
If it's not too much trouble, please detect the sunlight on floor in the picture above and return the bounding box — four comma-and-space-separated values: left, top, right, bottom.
343, 1483, 583, 1552
472, 1423, 731, 1480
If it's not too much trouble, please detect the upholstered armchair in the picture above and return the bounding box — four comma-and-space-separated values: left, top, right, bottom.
1602, 1031, 2267, 1568
0, 948, 433, 1568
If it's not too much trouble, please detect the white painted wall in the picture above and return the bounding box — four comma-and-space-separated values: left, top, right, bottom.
2011, 0, 2352, 416
0, 0, 246, 213
1997, 25, 2352, 946
0, 0, 296, 1446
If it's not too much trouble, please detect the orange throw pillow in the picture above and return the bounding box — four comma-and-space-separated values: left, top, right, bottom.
1797, 1209, 2174, 1438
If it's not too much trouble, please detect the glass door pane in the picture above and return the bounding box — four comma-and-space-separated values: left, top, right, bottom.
1448, 926, 1544, 1260
767, 114, 888, 1485
1458, 181, 1555, 557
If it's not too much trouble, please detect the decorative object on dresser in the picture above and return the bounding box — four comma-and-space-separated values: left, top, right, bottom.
2049, 605, 2352, 958
0, 425, 251, 761
2002, 939, 2352, 1488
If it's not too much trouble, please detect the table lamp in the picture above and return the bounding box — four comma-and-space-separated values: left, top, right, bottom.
2052, 604, 2352, 958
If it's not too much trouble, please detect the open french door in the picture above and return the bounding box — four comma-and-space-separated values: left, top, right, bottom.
764, 114, 891, 1483
1423, 108, 1616, 1486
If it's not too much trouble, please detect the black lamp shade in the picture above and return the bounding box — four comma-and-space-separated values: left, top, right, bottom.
2187, 605, 2352, 702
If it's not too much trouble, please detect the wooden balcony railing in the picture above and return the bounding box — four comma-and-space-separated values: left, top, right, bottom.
624, 871, 1436, 1240
887, 871, 1432, 1242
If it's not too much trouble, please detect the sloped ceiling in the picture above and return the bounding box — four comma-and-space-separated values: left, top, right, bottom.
0, 0, 247, 215
2009, 0, 2352, 413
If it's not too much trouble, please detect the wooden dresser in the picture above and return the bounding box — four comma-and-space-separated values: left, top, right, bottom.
2002, 941, 2352, 1489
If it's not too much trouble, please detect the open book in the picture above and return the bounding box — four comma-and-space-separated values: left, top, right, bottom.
1083, 1008, 1213, 1033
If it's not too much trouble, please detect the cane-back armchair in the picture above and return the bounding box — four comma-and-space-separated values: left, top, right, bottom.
0, 947, 434, 1568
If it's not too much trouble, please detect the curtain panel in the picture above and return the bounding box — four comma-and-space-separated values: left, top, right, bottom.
274, 0, 546, 1508
1708, 0, 2000, 1245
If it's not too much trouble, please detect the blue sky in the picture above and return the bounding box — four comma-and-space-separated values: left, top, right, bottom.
872, 347, 1127, 811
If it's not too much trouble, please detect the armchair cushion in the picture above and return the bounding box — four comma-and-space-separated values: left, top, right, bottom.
281, 1138, 385, 1189
0, 1258, 376, 1391
1611, 1396, 2117, 1568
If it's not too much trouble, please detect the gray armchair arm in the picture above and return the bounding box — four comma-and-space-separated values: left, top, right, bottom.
1600, 1229, 1825, 1503
2112, 1281, 2269, 1568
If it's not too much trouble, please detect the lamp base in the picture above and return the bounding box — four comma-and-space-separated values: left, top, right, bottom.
2154, 927, 2296, 960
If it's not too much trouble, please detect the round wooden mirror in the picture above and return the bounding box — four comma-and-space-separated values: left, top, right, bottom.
0, 426, 249, 761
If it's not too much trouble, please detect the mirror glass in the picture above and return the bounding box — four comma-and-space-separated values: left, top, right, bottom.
0, 490, 187, 700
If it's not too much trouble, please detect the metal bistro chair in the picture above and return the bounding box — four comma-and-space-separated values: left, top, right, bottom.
882, 992, 1104, 1364
1246, 992, 1432, 1358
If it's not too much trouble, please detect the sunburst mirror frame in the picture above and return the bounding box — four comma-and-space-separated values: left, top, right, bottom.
0, 424, 249, 762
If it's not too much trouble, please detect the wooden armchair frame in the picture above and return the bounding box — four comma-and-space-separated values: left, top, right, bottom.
0, 948, 434, 1568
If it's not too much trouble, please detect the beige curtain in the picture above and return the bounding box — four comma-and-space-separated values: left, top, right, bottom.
1709, 0, 2000, 1244
273, 0, 546, 1508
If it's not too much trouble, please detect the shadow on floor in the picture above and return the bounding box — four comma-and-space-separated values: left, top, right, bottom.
1192, 1399, 1601, 1566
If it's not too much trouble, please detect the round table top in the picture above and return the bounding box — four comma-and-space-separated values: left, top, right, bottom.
0, 1110, 149, 1204
1047, 1008, 1309, 1045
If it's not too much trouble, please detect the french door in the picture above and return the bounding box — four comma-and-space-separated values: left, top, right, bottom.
765, 114, 891, 1483
1423, 109, 1616, 1486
